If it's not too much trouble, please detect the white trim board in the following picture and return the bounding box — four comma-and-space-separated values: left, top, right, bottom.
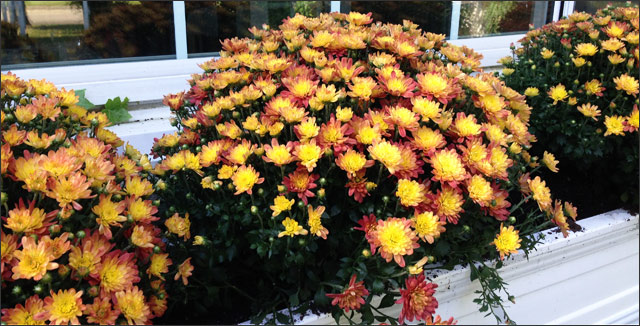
233, 209, 638, 325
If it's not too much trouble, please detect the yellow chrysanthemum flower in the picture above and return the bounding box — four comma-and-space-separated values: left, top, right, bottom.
42, 289, 85, 325
466, 175, 493, 207
613, 74, 639, 96
294, 141, 323, 172
396, 179, 426, 207
572, 57, 587, 67
541, 151, 559, 173
278, 217, 308, 238
411, 97, 441, 122
271, 195, 294, 217
574, 43, 598, 56
524, 87, 539, 97
548, 84, 568, 104
368, 140, 402, 174
540, 48, 555, 59
336, 149, 371, 176
604, 115, 625, 136
308, 205, 328, 239
412, 211, 445, 244
336, 106, 354, 122
492, 224, 521, 260
371, 217, 418, 267
528, 176, 552, 212
231, 165, 263, 195
429, 148, 468, 184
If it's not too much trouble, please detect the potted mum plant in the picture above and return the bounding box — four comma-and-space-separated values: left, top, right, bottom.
499, 3, 639, 216
0, 73, 192, 325
148, 11, 576, 325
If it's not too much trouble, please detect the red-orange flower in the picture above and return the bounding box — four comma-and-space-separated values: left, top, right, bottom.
326, 274, 369, 313
396, 274, 439, 324
283, 167, 319, 204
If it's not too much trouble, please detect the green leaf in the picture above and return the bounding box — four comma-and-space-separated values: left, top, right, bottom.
276, 312, 289, 324
434, 240, 450, 256
372, 279, 384, 294
378, 293, 396, 309
289, 292, 300, 307
314, 287, 329, 306
361, 305, 374, 325
103, 96, 132, 124
74, 89, 95, 109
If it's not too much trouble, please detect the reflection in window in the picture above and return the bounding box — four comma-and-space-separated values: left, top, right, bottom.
186, 1, 331, 56
1, 1, 175, 67
458, 1, 551, 38
573, 1, 630, 15
342, 1, 451, 36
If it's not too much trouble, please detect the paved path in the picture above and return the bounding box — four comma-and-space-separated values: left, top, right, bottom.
26, 6, 83, 26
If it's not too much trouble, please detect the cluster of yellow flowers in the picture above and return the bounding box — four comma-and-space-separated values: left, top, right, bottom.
0, 73, 192, 325
502, 5, 639, 139
153, 10, 573, 291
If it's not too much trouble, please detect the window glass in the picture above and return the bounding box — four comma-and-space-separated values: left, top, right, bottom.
458, 1, 551, 38
573, 1, 630, 15
342, 1, 451, 36
1, 1, 175, 67
186, 1, 331, 56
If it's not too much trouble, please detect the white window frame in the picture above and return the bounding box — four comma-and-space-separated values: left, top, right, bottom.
2, 1, 570, 107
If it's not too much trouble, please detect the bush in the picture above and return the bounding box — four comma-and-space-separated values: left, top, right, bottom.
0, 73, 191, 325
500, 4, 639, 213
150, 12, 576, 325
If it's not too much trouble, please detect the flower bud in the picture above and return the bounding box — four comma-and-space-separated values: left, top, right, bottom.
508, 216, 517, 224
362, 249, 371, 258
318, 188, 326, 199
250, 205, 259, 215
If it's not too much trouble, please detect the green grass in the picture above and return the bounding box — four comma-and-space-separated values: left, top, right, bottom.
25, 1, 73, 7
26, 24, 83, 39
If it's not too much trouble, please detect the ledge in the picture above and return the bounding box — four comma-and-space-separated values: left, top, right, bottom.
245, 209, 639, 325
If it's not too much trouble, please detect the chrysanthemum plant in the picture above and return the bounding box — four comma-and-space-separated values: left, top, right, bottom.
500, 4, 639, 210
0, 73, 192, 325
150, 12, 574, 324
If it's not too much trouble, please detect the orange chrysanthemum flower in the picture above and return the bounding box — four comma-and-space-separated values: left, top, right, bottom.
85, 297, 120, 325
165, 213, 191, 240
370, 217, 419, 267
46, 171, 94, 210
114, 286, 152, 325
98, 250, 140, 293
38, 289, 85, 325
11, 236, 58, 281
4, 198, 55, 234
1, 295, 47, 325
92, 194, 127, 239
175, 257, 194, 286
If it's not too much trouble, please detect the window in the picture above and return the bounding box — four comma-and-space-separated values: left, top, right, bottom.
2, 1, 577, 106
1, 1, 175, 67
573, 1, 630, 15
342, 1, 452, 36
185, 1, 332, 56
458, 1, 552, 38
